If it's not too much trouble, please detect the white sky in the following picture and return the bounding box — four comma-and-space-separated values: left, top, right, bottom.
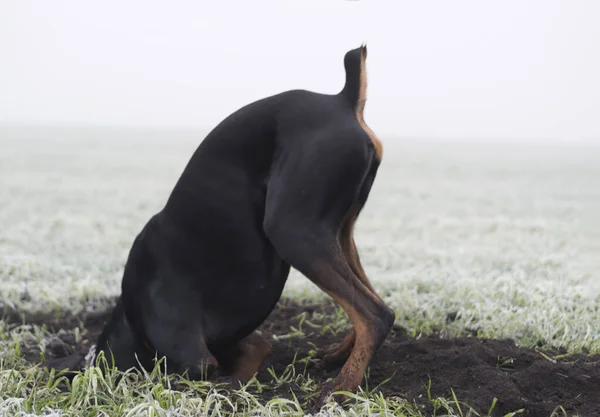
1, 0, 599, 141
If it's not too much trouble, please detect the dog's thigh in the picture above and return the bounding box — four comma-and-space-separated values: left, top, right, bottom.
262, 142, 394, 400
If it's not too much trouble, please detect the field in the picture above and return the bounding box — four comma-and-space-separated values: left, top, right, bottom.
1, 127, 599, 416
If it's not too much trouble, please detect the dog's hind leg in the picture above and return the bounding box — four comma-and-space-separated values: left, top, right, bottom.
266, 225, 394, 402
318, 203, 388, 370
263, 148, 395, 402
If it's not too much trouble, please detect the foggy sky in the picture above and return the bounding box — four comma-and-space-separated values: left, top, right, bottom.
1, 0, 599, 141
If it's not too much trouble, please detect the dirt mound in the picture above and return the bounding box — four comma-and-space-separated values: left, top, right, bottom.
3, 299, 599, 416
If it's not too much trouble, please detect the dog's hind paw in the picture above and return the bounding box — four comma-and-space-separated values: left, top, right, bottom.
310, 381, 350, 411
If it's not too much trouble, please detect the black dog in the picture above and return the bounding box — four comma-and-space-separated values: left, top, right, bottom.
94, 45, 395, 402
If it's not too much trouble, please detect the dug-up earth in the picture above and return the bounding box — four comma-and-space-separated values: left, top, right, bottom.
3, 298, 599, 417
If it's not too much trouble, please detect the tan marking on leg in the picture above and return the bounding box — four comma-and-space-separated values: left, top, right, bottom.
356, 46, 383, 160
320, 206, 389, 368
229, 332, 272, 382
308, 255, 394, 399
319, 330, 355, 369
340, 207, 379, 295
326, 293, 385, 394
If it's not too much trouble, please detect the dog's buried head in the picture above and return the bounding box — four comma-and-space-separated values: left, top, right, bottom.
93, 45, 395, 404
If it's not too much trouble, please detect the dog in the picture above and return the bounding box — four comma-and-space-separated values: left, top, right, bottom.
94, 45, 395, 404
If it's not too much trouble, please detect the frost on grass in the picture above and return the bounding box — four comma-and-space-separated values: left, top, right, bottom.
286, 141, 600, 353
1, 130, 600, 354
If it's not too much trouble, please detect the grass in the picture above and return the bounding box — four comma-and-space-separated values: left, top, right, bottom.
0, 312, 527, 417
1, 127, 599, 416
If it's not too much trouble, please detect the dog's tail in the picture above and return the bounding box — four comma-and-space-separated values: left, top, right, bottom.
339, 44, 383, 160
340, 44, 368, 113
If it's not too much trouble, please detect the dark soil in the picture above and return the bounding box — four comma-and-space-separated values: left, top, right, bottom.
2, 298, 599, 417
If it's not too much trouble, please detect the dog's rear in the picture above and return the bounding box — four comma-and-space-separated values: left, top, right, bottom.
260, 46, 395, 402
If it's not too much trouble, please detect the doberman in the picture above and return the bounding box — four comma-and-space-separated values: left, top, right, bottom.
93, 45, 395, 404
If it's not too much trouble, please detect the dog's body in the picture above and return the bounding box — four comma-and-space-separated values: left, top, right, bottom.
95, 46, 395, 401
